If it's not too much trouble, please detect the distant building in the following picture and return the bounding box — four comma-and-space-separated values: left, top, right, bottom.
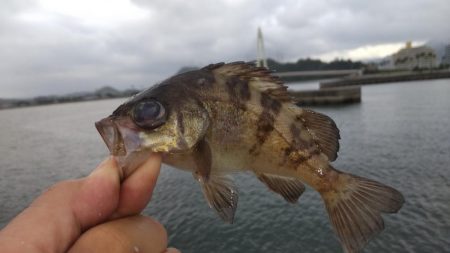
392, 42, 437, 70
441, 44, 450, 66
378, 56, 394, 70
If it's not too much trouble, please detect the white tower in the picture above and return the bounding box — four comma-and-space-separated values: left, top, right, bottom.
256, 27, 268, 69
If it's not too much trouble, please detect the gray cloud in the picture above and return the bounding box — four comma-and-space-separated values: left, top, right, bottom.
0, 0, 449, 98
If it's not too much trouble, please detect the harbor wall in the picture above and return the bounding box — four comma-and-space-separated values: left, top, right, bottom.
289, 86, 361, 106
320, 71, 450, 88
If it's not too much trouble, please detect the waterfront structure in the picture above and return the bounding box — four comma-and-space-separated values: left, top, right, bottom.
320, 71, 450, 88
377, 56, 394, 70
441, 44, 450, 66
392, 42, 437, 70
256, 27, 268, 68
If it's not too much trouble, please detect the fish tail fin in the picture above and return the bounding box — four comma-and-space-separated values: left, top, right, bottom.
320, 167, 404, 253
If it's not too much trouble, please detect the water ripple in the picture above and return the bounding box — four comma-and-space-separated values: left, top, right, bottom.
1, 80, 450, 252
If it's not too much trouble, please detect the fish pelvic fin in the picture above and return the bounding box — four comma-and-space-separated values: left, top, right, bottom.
195, 174, 239, 224
256, 172, 305, 203
320, 167, 404, 253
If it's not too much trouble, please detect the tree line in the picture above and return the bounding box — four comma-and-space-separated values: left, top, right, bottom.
267, 58, 366, 72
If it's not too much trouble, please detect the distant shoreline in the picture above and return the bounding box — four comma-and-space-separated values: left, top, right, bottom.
0, 96, 129, 111
2, 70, 449, 110
0, 86, 139, 110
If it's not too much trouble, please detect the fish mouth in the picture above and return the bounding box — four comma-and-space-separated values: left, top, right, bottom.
96, 116, 155, 177
95, 117, 141, 157
95, 117, 125, 156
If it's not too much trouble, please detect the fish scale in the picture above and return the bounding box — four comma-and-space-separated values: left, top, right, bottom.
96, 62, 404, 253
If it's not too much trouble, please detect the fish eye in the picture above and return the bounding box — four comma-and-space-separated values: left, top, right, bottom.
132, 100, 166, 129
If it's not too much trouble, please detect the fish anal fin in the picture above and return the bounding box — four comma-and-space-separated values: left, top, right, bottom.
321, 167, 404, 253
193, 139, 212, 181
299, 109, 340, 161
256, 173, 306, 203
196, 174, 239, 224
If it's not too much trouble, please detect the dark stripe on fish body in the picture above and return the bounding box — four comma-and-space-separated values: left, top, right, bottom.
260, 92, 281, 114
239, 80, 251, 101
249, 113, 275, 155
226, 76, 251, 109
256, 111, 275, 144
249, 143, 258, 155
177, 112, 185, 135
248, 92, 282, 155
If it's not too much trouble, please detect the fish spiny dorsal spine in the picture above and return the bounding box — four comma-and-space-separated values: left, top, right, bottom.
205, 61, 291, 101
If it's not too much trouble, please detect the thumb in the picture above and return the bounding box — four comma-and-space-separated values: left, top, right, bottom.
0, 157, 121, 253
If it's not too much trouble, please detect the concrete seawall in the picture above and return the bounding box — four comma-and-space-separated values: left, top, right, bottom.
320, 70, 450, 88
289, 86, 361, 106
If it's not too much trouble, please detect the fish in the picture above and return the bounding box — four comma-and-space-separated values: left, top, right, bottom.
95, 62, 404, 253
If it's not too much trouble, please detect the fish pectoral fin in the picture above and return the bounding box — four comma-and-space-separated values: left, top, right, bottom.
192, 139, 212, 181
192, 139, 239, 223
256, 173, 305, 204
195, 174, 239, 224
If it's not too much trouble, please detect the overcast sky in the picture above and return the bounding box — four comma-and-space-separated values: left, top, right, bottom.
1, 0, 449, 98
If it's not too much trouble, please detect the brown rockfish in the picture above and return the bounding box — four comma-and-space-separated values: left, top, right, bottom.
95, 62, 404, 253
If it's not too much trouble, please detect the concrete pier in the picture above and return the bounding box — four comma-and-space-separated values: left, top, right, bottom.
320, 70, 450, 88
289, 86, 361, 106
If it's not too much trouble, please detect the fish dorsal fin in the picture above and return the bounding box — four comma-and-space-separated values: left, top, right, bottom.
256, 173, 305, 203
203, 62, 291, 102
296, 109, 340, 161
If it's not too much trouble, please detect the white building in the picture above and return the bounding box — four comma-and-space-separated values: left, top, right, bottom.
392, 42, 437, 70
378, 56, 394, 70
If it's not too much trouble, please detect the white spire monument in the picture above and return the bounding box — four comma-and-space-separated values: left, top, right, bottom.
256, 27, 268, 69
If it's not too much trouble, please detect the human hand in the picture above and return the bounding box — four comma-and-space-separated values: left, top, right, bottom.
0, 153, 179, 253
